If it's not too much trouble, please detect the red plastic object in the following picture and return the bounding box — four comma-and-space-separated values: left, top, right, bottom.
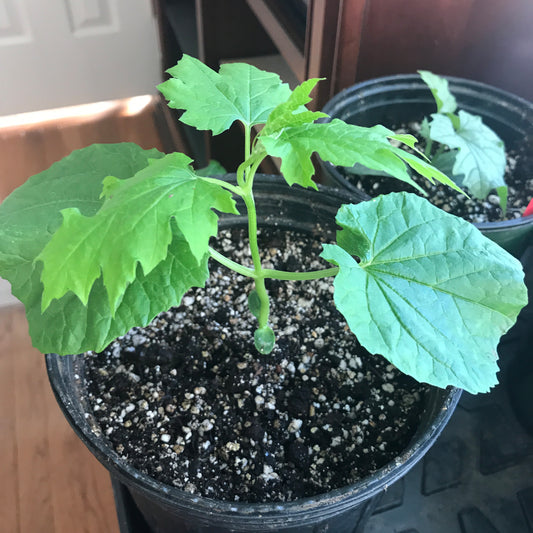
524, 198, 533, 217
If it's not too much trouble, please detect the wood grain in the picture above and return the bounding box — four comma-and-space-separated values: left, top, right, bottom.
0, 307, 119, 533
0, 97, 169, 201
0, 308, 19, 532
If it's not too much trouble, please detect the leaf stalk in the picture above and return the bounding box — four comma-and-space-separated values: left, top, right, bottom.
208, 248, 339, 282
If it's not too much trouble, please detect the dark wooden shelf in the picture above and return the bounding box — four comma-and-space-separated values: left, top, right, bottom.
154, 0, 533, 168
164, 0, 198, 58
245, 0, 307, 81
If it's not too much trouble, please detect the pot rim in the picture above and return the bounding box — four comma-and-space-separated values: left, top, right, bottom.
323, 73, 533, 118
320, 75, 533, 235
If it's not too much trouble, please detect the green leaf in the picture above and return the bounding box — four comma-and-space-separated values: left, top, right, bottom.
496, 185, 508, 216
0, 144, 163, 273
254, 326, 276, 354
37, 152, 238, 313
26, 225, 210, 355
248, 289, 262, 320
429, 110, 506, 199
391, 149, 463, 194
261, 119, 461, 192
419, 70, 457, 114
0, 144, 212, 355
342, 163, 395, 178
196, 160, 227, 177
320, 193, 527, 394
261, 78, 327, 136
158, 54, 292, 135
419, 117, 431, 140
431, 149, 461, 180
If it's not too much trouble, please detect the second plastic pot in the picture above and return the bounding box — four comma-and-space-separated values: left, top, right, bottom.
320, 74, 533, 258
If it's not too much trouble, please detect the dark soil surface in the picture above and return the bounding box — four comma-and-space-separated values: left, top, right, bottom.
84, 227, 429, 503
337, 126, 533, 224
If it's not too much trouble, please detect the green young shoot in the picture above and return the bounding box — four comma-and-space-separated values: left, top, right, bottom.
419, 70, 508, 210
0, 55, 527, 394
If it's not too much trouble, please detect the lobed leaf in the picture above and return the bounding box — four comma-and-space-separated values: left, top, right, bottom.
158, 55, 292, 135
37, 152, 238, 313
0, 143, 163, 271
261, 78, 327, 136
24, 225, 210, 355
321, 193, 527, 394
0, 144, 213, 355
429, 110, 506, 199
261, 119, 461, 192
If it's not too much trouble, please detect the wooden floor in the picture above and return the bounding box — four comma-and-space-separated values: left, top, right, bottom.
0, 96, 181, 533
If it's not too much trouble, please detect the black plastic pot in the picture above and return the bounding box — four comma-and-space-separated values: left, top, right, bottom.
319, 75, 533, 258
46, 176, 461, 533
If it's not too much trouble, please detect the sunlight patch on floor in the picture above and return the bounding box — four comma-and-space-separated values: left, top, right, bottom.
0, 95, 154, 131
